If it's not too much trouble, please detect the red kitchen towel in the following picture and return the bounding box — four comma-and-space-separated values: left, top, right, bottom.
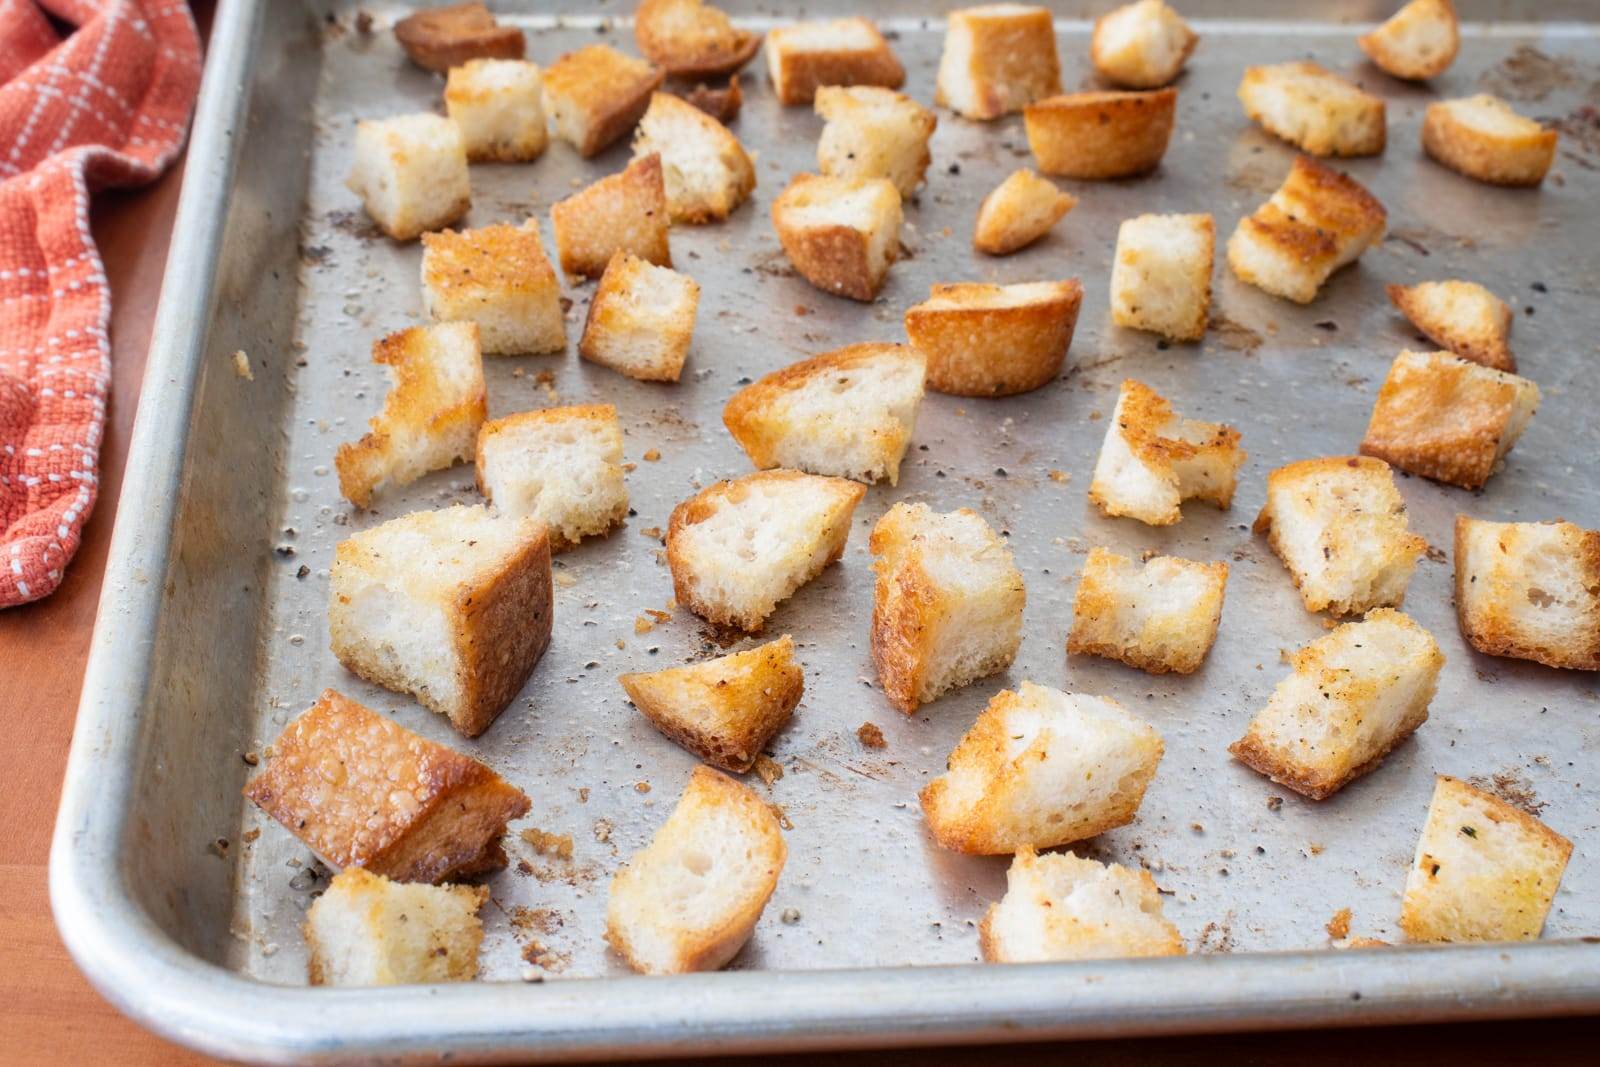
0, 0, 200, 607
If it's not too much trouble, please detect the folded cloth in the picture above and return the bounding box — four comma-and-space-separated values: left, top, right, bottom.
0, 0, 200, 607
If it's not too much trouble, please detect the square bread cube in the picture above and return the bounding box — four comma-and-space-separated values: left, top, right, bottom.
605, 765, 786, 974
870, 502, 1026, 714
980, 847, 1184, 963
542, 44, 664, 158
633, 91, 756, 223
335, 322, 486, 509
474, 404, 627, 550
816, 86, 937, 198
1360, 350, 1539, 491
903, 279, 1082, 397
304, 868, 488, 986
1067, 547, 1227, 675
973, 168, 1077, 255
921, 682, 1164, 854
444, 58, 547, 163
346, 113, 471, 241
1024, 89, 1176, 180
935, 4, 1062, 120
1110, 212, 1214, 342
551, 154, 671, 281
1229, 609, 1444, 800
394, 3, 524, 73
1088, 379, 1245, 526
634, 0, 762, 78
329, 505, 553, 737
771, 173, 902, 302
1091, 0, 1199, 90
1358, 0, 1459, 81
722, 342, 926, 485
578, 251, 700, 382
1399, 776, 1572, 942
1386, 280, 1514, 372
765, 17, 905, 106
619, 634, 803, 772
1422, 94, 1558, 187
666, 469, 866, 631
1237, 61, 1386, 157
420, 221, 564, 356
1455, 515, 1600, 671
244, 689, 531, 883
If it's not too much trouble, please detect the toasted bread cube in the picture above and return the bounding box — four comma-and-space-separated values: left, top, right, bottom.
633, 92, 756, 223
870, 503, 1026, 714
578, 252, 699, 382
1360, 350, 1539, 491
551, 154, 671, 281
1359, 0, 1460, 81
304, 868, 487, 987
620, 635, 803, 772
921, 682, 1163, 854
679, 74, 743, 123
1110, 212, 1214, 342
635, 0, 762, 78
1091, 0, 1199, 90
1455, 516, 1600, 671
816, 86, 937, 198
329, 505, 552, 737
335, 323, 486, 509
444, 59, 547, 164
935, 4, 1062, 120
1226, 156, 1387, 303
980, 847, 1184, 963
771, 173, 902, 302
474, 404, 627, 550
1400, 776, 1572, 942
667, 469, 866, 631
973, 169, 1077, 255
543, 44, 664, 158
1387, 280, 1514, 372
1422, 94, 1558, 187
244, 689, 531, 882
1088, 379, 1244, 526
606, 765, 786, 974
722, 343, 925, 485
346, 113, 471, 241
420, 221, 564, 356
1024, 89, 1176, 180
394, 2, 524, 73
1238, 62, 1386, 157
904, 280, 1082, 397
1068, 547, 1227, 675
765, 17, 905, 106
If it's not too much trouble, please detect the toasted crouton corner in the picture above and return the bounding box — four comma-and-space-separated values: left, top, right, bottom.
1386, 280, 1514, 371
973, 169, 1077, 255
1455, 515, 1600, 670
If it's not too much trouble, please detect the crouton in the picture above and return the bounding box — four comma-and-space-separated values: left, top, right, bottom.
444, 59, 547, 164
1091, 0, 1199, 90
666, 469, 866, 631
903, 280, 1082, 397
770, 173, 902, 302
346, 113, 471, 241
474, 404, 627, 550
1360, 350, 1539, 491
1088, 379, 1244, 526
722, 343, 926, 485
1110, 212, 1214, 342
244, 689, 531, 882
1023, 89, 1177, 180
550, 154, 671, 280
816, 86, 937, 199
980, 847, 1184, 963
870, 502, 1026, 714
393, 2, 524, 73
921, 682, 1164, 854
1386, 280, 1514, 372
1238, 61, 1386, 157
973, 169, 1077, 255
765, 17, 905, 106
619, 635, 803, 772
1229, 609, 1444, 800
1422, 94, 1558, 187
1399, 776, 1572, 942
935, 4, 1062, 120
578, 251, 699, 381
605, 765, 786, 974
633, 92, 755, 223
678, 75, 743, 123
543, 44, 664, 158
1359, 0, 1460, 81
304, 868, 487, 986
335, 323, 486, 509
329, 505, 552, 737
1067, 547, 1227, 675
420, 221, 564, 356
1455, 516, 1600, 671
635, 0, 761, 78
1226, 156, 1386, 304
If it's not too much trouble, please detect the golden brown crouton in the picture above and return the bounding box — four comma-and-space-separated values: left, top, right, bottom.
816, 86, 937, 199
1088, 379, 1244, 526
444, 59, 547, 163
635, 0, 762, 78
543, 44, 665, 158
633, 91, 755, 223
935, 4, 1062, 120
765, 17, 905, 106
1068, 547, 1227, 675
1455, 515, 1600, 671
903, 280, 1082, 397
550, 154, 671, 280
1238, 61, 1386, 157
394, 3, 524, 73
980, 847, 1184, 962
579, 252, 699, 382
420, 220, 564, 356
1359, 0, 1460, 81
973, 168, 1077, 255
1422, 94, 1558, 187
346, 114, 471, 242
1091, 0, 1199, 90
1023, 89, 1177, 180
1109, 212, 1214, 342
770, 173, 902, 302
475, 405, 627, 550
1386, 280, 1514, 372
305, 868, 488, 986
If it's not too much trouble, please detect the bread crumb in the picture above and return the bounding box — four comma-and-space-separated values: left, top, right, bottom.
856, 722, 887, 749
1326, 907, 1352, 939
520, 827, 575, 860
753, 754, 784, 786
233, 350, 253, 380
643, 448, 662, 461
635, 615, 656, 634
553, 571, 577, 588
1048, 469, 1070, 483
593, 818, 613, 843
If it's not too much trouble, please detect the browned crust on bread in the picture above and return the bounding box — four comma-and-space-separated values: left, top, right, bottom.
1023, 89, 1176, 180
394, 3, 525, 73
869, 547, 938, 715
972, 170, 1077, 256
1422, 97, 1557, 187
1357, 0, 1459, 80
770, 174, 899, 302
768, 25, 906, 106
551, 154, 671, 280
1226, 728, 1417, 801
1454, 515, 1600, 670
545, 45, 666, 158
1066, 552, 1228, 675
678, 75, 743, 123
635, 0, 762, 78
1386, 282, 1514, 372
904, 280, 1083, 397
